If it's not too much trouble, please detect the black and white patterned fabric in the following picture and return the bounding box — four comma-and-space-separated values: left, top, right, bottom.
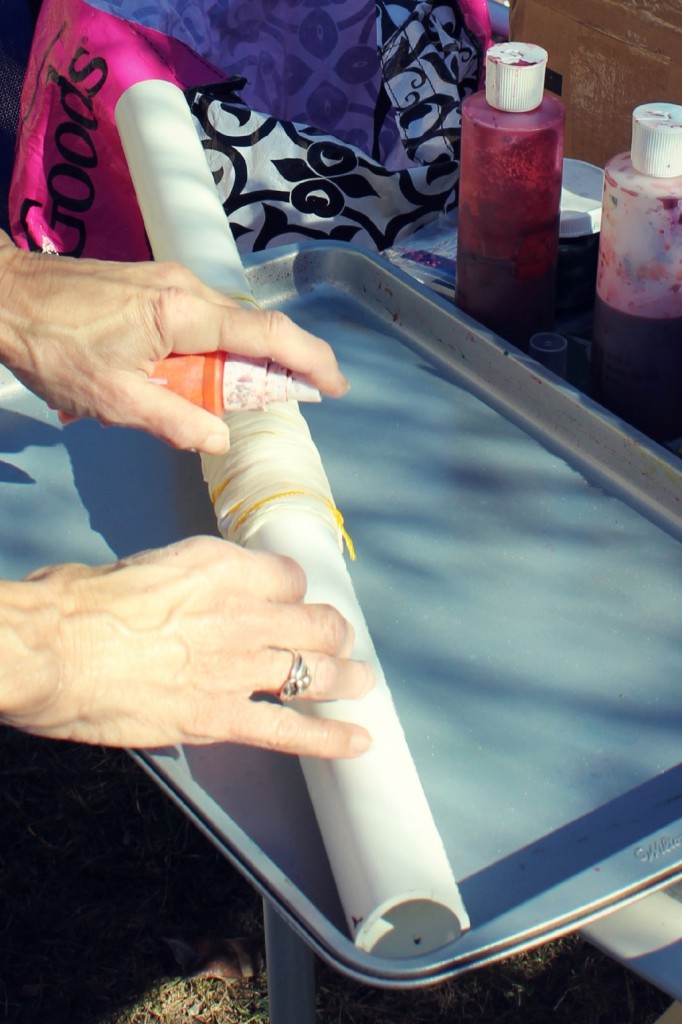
188, 78, 456, 252
183, 0, 485, 252
378, 0, 482, 166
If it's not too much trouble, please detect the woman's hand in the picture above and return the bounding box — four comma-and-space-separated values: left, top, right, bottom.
0, 232, 348, 454
0, 536, 373, 757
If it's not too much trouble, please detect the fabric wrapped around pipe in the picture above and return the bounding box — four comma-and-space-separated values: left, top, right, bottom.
115, 78, 469, 956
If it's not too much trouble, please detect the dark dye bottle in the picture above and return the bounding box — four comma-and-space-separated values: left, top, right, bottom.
455, 42, 565, 352
556, 158, 604, 323
591, 102, 682, 443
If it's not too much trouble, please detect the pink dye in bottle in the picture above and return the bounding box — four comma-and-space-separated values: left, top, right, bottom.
455, 42, 564, 351
591, 103, 682, 443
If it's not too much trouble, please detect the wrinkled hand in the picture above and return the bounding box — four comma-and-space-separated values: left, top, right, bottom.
0, 232, 348, 453
0, 537, 373, 756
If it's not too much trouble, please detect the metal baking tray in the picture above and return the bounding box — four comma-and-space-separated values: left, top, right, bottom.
2, 241, 680, 988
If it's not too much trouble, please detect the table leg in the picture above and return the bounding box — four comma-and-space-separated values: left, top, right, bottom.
263, 896, 318, 1024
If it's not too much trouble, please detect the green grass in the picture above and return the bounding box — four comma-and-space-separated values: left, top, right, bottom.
0, 726, 670, 1024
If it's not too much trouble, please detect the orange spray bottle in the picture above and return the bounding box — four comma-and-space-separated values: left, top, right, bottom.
147, 352, 321, 413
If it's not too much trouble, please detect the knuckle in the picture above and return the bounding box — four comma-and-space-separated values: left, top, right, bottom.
313, 335, 334, 362
147, 279, 194, 343
269, 710, 306, 751
314, 718, 346, 754
361, 660, 376, 692
186, 534, 223, 557
268, 713, 346, 758
314, 603, 351, 652
153, 260, 196, 288
180, 535, 225, 563
260, 308, 293, 342
153, 283, 189, 320
310, 655, 335, 695
276, 554, 307, 595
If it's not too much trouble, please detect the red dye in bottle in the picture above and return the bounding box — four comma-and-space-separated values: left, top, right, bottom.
455, 42, 564, 351
591, 102, 682, 443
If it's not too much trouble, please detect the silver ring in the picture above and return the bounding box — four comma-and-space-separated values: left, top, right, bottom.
280, 650, 313, 701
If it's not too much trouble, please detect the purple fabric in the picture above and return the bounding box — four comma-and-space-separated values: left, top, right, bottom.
210, 0, 408, 168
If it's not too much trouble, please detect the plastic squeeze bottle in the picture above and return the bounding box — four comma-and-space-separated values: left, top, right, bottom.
591, 103, 682, 443
455, 42, 565, 351
148, 352, 320, 413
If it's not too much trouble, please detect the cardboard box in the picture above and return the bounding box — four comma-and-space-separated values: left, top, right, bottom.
509, 0, 682, 169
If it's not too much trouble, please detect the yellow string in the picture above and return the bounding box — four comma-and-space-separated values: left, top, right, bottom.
214, 487, 356, 560
210, 476, 235, 504
230, 293, 261, 308
327, 501, 357, 561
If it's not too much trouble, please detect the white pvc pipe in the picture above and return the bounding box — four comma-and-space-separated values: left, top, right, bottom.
115, 80, 253, 299
115, 78, 469, 956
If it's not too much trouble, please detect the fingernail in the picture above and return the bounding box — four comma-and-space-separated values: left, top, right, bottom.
204, 432, 231, 454
350, 729, 372, 755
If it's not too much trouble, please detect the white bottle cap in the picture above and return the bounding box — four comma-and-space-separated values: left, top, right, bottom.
485, 42, 548, 113
631, 103, 682, 177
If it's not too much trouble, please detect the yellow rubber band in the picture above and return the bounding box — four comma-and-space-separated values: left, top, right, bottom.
214, 486, 357, 560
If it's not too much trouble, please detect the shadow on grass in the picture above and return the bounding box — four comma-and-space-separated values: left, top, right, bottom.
0, 726, 671, 1024
0, 727, 262, 1024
